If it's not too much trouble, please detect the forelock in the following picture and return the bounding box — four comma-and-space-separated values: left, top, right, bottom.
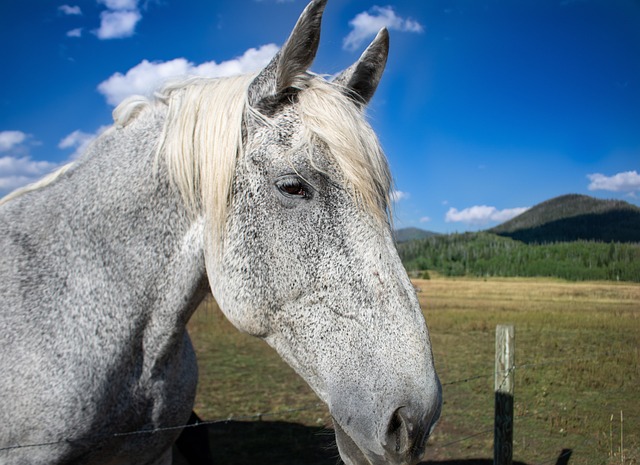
147, 72, 391, 250
287, 75, 392, 223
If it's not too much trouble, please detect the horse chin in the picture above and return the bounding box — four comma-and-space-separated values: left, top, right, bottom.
333, 419, 378, 465
332, 418, 428, 465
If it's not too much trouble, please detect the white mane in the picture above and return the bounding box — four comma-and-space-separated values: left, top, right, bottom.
88, 73, 393, 244
114, 72, 392, 245
295, 76, 392, 220
2, 72, 391, 239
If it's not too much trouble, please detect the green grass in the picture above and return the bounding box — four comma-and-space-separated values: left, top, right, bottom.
188, 301, 330, 426
186, 276, 640, 464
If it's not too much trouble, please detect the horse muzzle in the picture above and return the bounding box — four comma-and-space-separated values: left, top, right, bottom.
331, 391, 442, 465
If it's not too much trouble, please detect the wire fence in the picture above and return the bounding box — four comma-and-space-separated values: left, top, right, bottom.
430, 348, 636, 465
1, 347, 635, 464
0, 403, 325, 453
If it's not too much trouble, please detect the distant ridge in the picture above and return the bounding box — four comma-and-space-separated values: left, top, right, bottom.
394, 227, 439, 243
490, 194, 640, 243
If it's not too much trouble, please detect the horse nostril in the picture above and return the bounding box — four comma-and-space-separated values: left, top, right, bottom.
387, 407, 411, 455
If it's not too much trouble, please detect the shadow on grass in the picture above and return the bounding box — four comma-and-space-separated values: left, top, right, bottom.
423, 449, 572, 465
174, 419, 573, 465
174, 419, 338, 465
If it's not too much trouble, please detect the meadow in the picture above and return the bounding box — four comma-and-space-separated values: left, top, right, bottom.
184, 275, 639, 465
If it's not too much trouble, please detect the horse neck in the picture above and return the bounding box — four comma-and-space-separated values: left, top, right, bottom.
29, 107, 207, 346
91, 108, 209, 323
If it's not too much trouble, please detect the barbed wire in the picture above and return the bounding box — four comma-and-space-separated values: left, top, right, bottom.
427, 349, 636, 459
0, 404, 326, 453
0, 439, 69, 453
1, 349, 633, 456
439, 348, 635, 389
433, 428, 494, 449
442, 373, 492, 386
516, 351, 621, 371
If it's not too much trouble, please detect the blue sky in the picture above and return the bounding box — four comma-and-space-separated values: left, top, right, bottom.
1, 0, 639, 233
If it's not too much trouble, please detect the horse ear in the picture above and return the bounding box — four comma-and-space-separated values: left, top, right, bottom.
248, 0, 327, 108
333, 28, 389, 108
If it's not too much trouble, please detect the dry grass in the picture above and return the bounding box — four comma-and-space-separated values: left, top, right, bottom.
187, 275, 640, 464
416, 275, 639, 464
188, 300, 331, 426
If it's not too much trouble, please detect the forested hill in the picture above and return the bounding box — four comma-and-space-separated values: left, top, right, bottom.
490, 194, 640, 243
394, 227, 439, 243
397, 232, 640, 282
397, 194, 640, 282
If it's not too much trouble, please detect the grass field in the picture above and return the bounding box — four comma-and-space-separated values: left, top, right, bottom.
185, 275, 639, 465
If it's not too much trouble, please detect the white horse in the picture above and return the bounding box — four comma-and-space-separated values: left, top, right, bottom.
0, 1, 441, 464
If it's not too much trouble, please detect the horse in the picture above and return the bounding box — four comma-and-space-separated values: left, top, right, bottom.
0, 1, 441, 464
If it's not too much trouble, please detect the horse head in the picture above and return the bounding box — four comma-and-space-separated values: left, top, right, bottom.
203, 1, 441, 464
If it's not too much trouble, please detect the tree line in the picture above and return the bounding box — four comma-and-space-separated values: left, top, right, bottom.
397, 232, 640, 282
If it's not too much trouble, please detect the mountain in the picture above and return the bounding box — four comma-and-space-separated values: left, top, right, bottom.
397, 231, 640, 282
394, 227, 440, 243
490, 194, 640, 243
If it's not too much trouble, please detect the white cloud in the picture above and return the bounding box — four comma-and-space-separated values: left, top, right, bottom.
0, 131, 28, 152
419, 216, 431, 223
94, 0, 141, 40
445, 205, 529, 226
391, 190, 410, 202
98, 0, 138, 9
490, 207, 530, 222
60, 0, 142, 41
587, 170, 640, 194
59, 126, 110, 159
0, 156, 59, 193
0, 130, 61, 195
97, 44, 279, 106
343, 6, 423, 51
96, 9, 142, 39
0, 125, 112, 195
0, 155, 57, 177
59, 5, 82, 15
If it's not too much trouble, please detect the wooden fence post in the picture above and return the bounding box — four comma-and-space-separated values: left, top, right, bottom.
494, 324, 515, 465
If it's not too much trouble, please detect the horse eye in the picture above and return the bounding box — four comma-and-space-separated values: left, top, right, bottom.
282, 184, 306, 196
277, 178, 308, 198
